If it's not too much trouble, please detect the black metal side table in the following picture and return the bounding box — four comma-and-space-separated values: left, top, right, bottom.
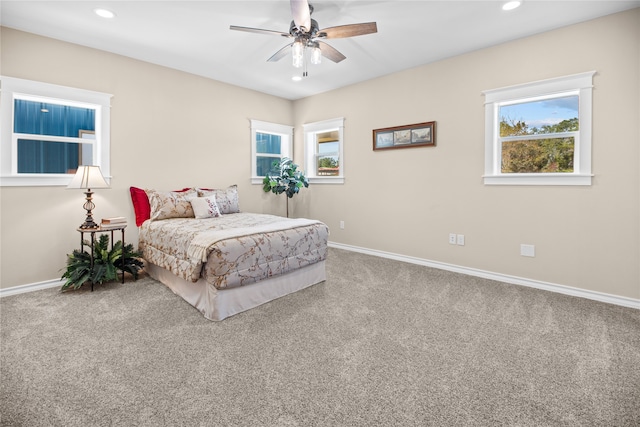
78, 224, 127, 291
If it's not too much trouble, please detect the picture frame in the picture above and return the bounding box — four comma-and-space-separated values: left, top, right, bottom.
373, 121, 436, 151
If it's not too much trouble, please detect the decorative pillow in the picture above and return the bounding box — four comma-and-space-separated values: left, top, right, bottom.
190, 196, 221, 219
130, 186, 192, 226
147, 188, 197, 221
197, 185, 240, 214
130, 187, 152, 227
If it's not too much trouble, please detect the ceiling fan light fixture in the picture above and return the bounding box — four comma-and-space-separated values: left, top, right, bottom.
292, 39, 304, 68
310, 43, 322, 65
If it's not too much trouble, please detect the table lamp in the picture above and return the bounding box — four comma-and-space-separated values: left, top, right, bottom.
67, 165, 110, 229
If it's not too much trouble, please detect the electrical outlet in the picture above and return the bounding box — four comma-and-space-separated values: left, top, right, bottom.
449, 233, 457, 244
520, 244, 535, 257
456, 234, 465, 246
340, 220, 345, 230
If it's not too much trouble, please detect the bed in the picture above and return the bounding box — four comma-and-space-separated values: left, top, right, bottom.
131, 185, 329, 321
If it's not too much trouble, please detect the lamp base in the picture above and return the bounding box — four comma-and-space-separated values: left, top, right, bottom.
79, 220, 100, 230
79, 189, 100, 229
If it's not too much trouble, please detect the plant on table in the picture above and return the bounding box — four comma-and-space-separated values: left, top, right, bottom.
262, 157, 309, 217
61, 234, 143, 291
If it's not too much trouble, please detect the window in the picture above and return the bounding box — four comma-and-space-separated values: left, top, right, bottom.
250, 120, 292, 184
303, 117, 345, 184
1, 76, 112, 187
482, 71, 595, 185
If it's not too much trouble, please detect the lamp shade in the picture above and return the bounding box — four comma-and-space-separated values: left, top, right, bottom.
67, 165, 109, 189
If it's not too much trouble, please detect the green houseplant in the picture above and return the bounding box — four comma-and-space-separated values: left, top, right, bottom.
262, 157, 309, 217
61, 234, 143, 291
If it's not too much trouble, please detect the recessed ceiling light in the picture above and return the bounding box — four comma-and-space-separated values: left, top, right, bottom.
292, 76, 302, 82
94, 8, 116, 19
502, 1, 522, 11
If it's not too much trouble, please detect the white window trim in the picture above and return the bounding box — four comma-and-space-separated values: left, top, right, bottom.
250, 119, 293, 185
0, 76, 112, 187
482, 71, 595, 186
303, 117, 345, 184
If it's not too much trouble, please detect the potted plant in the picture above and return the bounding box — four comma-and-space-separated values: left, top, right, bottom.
262, 157, 309, 217
61, 234, 143, 291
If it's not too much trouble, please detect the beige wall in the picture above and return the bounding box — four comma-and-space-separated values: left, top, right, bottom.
292, 9, 640, 300
1, 8, 639, 301
0, 28, 293, 289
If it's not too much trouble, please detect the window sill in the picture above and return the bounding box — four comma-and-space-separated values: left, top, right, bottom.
308, 177, 344, 185
252, 176, 345, 185
483, 174, 593, 186
1, 174, 75, 187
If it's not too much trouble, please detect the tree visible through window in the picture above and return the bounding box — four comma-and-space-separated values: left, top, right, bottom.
316, 131, 340, 176
482, 71, 594, 186
499, 95, 578, 173
304, 117, 344, 184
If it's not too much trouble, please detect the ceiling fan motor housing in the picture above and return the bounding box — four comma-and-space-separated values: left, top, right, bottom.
289, 18, 320, 41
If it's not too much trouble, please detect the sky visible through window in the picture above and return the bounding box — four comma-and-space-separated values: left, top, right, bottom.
319, 141, 338, 155
500, 95, 578, 130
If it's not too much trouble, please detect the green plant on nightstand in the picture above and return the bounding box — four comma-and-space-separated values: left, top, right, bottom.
262, 157, 309, 217
61, 234, 143, 291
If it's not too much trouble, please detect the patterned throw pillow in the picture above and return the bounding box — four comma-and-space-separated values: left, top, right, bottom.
147, 188, 197, 221
130, 186, 192, 226
197, 185, 240, 214
190, 196, 221, 219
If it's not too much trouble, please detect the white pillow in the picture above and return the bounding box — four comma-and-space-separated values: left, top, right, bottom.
197, 185, 240, 214
190, 196, 221, 219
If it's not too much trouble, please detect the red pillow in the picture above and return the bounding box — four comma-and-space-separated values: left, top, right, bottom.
129, 187, 191, 226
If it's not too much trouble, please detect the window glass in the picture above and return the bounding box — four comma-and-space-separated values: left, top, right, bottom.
14, 99, 95, 136
303, 117, 344, 184
250, 120, 292, 184
317, 131, 339, 176
14, 99, 96, 174
1, 76, 112, 187
256, 132, 282, 176
482, 71, 594, 186
499, 95, 578, 174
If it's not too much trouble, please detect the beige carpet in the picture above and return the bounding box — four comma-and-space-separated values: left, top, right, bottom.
1, 248, 639, 426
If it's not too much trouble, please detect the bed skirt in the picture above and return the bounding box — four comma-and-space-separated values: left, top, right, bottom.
146, 261, 326, 321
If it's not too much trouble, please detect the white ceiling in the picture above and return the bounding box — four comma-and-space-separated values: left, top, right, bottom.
2, 1, 639, 100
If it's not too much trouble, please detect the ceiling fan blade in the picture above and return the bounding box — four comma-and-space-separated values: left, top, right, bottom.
230, 25, 291, 38
290, 0, 311, 32
318, 42, 346, 63
317, 22, 378, 39
268, 44, 292, 62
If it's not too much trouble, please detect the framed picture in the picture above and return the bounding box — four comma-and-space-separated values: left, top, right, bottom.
373, 121, 436, 151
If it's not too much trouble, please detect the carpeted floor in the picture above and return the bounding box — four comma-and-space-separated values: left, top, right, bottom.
1, 248, 639, 426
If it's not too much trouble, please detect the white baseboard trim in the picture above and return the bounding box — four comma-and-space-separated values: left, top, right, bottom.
3, 245, 638, 310
0, 278, 63, 298
328, 241, 640, 310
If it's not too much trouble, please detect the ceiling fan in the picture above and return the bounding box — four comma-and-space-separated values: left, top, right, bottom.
230, 0, 377, 72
